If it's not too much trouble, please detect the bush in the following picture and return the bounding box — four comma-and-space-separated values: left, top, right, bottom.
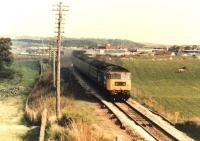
0, 69, 15, 79
46, 124, 70, 141
58, 114, 73, 127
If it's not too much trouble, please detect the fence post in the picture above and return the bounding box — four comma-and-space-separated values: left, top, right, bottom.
39, 109, 47, 141
116, 135, 123, 141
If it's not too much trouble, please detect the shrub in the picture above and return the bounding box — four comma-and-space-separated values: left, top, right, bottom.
58, 114, 72, 127
0, 69, 15, 79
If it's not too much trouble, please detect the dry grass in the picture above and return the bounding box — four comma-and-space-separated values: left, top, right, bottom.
27, 65, 133, 141
25, 69, 55, 124
25, 68, 102, 140
47, 121, 109, 141
67, 122, 108, 141
191, 117, 200, 125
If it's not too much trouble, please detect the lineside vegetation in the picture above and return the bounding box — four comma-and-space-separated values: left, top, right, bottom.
27, 64, 113, 141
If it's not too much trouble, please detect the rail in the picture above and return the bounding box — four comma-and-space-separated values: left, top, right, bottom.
71, 67, 195, 141
71, 67, 157, 141
126, 100, 195, 141
114, 102, 175, 141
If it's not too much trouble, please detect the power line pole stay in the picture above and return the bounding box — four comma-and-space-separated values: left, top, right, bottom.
53, 1, 68, 118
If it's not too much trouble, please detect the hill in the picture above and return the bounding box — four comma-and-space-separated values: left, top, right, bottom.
12, 37, 144, 48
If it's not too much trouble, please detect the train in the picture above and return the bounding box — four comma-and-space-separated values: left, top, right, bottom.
72, 51, 131, 101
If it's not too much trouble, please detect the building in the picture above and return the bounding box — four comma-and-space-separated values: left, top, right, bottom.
177, 49, 200, 57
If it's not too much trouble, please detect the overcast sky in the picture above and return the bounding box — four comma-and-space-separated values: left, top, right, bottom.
0, 0, 200, 44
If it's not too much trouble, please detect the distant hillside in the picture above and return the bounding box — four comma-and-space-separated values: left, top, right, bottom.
142, 43, 170, 48
12, 38, 144, 48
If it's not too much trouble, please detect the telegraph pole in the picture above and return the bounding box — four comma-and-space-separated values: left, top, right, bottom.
53, 1, 68, 118
53, 50, 56, 87
49, 45, 52, 63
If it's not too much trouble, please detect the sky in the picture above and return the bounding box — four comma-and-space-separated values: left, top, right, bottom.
0, 0, 200, 45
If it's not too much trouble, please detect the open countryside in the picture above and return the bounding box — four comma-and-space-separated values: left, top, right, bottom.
121, 58, 200, 120
1, 0, 200, 141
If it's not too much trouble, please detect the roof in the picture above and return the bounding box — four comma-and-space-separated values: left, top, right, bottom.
73, 50, 129, 72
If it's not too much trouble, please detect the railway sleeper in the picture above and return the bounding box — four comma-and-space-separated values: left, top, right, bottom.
141, 123, 152, 127
107, 109, 113, 114
134, 118, 147, 122
134, 120, 151, 127
120, 124, 125, 130
137, 121, 152, 127
100, 104, 106, 109
114, 119, 125, 130
109, 114, 116, 119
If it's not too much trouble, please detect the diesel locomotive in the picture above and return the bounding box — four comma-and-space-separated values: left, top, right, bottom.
72, 51, 131, 101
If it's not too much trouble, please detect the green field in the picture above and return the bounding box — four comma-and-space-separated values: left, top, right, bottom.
121, 58, 200, 120
0, 60, 39, 90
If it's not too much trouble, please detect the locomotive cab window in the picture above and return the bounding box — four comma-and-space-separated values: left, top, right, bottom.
121, 73, 131, 79
106, 74, 111, 79
109, 73, 121, 79
107, 73, 121, 79
107, 73, 131, 79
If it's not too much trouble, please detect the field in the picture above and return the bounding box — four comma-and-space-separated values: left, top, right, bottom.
0, 60, 39, 90
121, 57, 200, 121
0, 60, 40, 141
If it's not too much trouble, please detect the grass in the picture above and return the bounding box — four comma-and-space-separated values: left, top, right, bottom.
0, 60, 40, 141
120, 57, 200, 121
0, 60, 40, 90
28, 64, 129, 141
28, 67, 107, 139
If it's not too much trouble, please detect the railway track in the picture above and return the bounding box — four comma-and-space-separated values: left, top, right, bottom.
114, 102, 176, 141
70, 67, 195, 141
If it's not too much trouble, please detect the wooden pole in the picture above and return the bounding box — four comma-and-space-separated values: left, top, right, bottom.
53, 1, 68, 119
53, 50, 56, 87
39, 109, 47, 141
56, 2, 62, 118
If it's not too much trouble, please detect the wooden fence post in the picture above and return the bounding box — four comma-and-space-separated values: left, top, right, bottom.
39, 109, 47, 141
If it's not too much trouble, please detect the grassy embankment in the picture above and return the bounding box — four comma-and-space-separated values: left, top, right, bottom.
119, 57, 200, 140
0, 60, 39, 90
0, 60, 40, 141
27, 57, 130, 141
121, 57, 200, 121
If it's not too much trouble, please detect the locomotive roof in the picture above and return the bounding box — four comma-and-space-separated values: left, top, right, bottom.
90, 60, 110, 69
73, 50, 129, 72
106, 65, 129, 72
90, 60, 129, 72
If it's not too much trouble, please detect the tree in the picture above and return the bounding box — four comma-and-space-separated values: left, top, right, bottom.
0, 38, 13, 70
